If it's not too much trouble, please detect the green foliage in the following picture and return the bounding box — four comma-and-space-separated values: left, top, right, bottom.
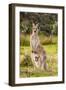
20, 54, 33, 67
20, 12, 58, 35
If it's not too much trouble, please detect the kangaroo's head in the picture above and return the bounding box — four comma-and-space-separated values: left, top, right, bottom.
32, 23, 39, 35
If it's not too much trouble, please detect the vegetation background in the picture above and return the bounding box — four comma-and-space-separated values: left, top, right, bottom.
20, 12, 58, 77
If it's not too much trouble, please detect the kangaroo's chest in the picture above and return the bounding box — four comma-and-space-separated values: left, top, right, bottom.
32, 37, 38, 46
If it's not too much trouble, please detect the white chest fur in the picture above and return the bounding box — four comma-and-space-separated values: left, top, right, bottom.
30, 35, 40, 50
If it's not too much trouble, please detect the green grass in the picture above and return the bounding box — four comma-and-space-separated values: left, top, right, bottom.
20, 34, 58, 78
20, 44, 58, 78
20, 65, 57, 77
20, 34, 57, 46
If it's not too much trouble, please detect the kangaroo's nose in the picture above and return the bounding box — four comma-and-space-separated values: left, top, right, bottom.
34, 31, 36, 32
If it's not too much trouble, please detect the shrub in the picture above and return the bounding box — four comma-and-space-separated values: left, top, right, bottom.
20, 54, 33, 67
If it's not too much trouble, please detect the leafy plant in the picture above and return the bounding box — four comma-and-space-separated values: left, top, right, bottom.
20, 54, 33, 67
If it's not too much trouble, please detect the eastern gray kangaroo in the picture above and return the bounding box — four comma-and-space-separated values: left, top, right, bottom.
30, 23, 47, 70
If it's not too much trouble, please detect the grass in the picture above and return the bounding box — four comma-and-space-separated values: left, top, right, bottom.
20, 34, 58, 78
20, 44, 58, 78
20, 34, 57, 46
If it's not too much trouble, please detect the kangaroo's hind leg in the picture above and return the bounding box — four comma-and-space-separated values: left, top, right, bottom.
40, 53, 47, 70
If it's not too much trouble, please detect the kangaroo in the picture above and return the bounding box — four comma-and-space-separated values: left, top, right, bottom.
30, 23, 47, 70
